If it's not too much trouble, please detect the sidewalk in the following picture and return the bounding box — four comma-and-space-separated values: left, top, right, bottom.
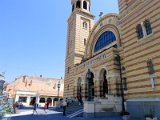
3, 108, 122, 120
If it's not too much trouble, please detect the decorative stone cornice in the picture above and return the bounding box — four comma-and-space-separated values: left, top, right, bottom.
89, 13, 119, 37
68, 9, 95, 23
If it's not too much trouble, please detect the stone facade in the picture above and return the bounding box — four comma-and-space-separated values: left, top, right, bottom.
64, 0, 160, 119
7, 76, 64, 107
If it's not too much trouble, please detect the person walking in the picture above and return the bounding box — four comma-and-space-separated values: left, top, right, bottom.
44, 102, 47, 113
33, 100, 38, 115
13, 102, 17, 113
46, 102, 49, 109
62, 99, 67, 116
66, 98, 69, 107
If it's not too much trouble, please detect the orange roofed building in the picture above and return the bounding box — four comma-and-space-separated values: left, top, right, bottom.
6, 75, 64, 107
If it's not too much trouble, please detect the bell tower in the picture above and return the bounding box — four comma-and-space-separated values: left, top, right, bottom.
64, 0, 95, 98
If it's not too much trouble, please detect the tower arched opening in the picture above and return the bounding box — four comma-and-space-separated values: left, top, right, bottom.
76, 0, 81, 8
83, 1, 87, 10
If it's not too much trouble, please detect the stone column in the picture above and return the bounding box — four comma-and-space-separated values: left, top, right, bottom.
76, 85, 78, 97
36, 95, 40, 105
81, 0, 83, 10
94, 80, 98, 97
83, 83, 88, 100
52, 98, 54, 106
27, 97, 31, 106
95, 80, 102, 98
15, 95, 19, 102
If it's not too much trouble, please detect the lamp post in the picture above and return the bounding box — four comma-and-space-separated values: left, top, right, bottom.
115, 54, 125, 114
57, 80, 61, 99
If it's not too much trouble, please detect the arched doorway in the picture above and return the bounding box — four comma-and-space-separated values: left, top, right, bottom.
29, 97, 36, 106
99, 69, 108, 97
47, 98, 52, 106
85, 69, 94, 101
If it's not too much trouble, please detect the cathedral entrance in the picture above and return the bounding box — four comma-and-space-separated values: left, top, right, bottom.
100, 69, 108, 97
86, 69, 94, 101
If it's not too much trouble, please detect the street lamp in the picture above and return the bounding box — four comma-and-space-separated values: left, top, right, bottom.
115, 54, 125, 114
57, 80, 61, 99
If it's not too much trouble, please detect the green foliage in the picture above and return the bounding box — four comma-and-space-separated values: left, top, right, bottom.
4, 106, 11, 114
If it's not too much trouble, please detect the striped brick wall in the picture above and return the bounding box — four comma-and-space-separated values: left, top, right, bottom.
120, 0, 160, 99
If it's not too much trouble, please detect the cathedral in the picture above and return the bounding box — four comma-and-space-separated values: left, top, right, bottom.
64, 0, 160, 119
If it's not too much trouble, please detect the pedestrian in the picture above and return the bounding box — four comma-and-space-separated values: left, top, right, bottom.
33, 100, 38, 115
62, 99, 67, 116
44, 102, 47, 113
66, 98, 69, 107
46, 102, 49, 109
13, 102, 16, 113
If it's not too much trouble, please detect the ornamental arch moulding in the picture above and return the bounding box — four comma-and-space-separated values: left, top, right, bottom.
84, 13, 120, 58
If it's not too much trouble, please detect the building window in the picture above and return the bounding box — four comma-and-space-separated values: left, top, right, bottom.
76, 0, 81, 8
147, 60, 155, 75
83, 1, 87, 10
84, 39, 86, 46
83, 22, 87, 29
144, 20, 152, 35
47, 98, 52, 103
123, 78, 127, 90
67, 84, 69, 90
147, 60, 155, 89
39, 98, 45, 103
94, 31, 116, 52
136, 24, 144, 39
19, 97, 27, 103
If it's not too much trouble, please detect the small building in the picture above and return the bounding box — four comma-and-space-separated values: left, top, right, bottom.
6, 75, 64, 107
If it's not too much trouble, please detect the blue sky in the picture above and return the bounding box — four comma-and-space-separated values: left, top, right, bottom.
0, 0, 118, 83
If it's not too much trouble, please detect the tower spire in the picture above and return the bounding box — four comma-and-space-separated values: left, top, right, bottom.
71, 0, 90, 13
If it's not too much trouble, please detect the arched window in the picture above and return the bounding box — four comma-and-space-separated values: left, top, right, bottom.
76, 0, 81, 8
83, 1, 87, 10
83, 22, 87, 29
94, 31, 116, 52
47, 98, 52, 103
39, 97, 45, 103
144, 20, 152, 35
72, 4, 74, 12
136, 24, 144, 39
